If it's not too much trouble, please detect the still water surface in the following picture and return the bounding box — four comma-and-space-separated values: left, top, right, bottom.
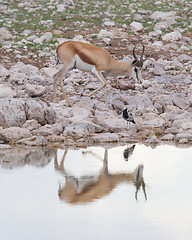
0, 144, 192, 240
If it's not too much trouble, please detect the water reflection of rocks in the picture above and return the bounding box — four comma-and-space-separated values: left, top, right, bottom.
55, 146, 147, 204
0, 147, 56, 169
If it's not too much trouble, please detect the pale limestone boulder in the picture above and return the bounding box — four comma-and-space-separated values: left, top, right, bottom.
0, 98, 26, 127
150, 11, 176, 21
178, 138, 188, 144
142, 112, 159, 121
104, 21, 115, 27
130, 21, 144, 32
41, 66, 58, 79
9, 72, 27, 85
63, 125, 87, 139
175, 132, 192, 142
110, 98, 124, 114
153, 95, 173, 113
31, 123, 63, 136
93, 110, 126, 132
0, 127, 32, 143
152, 66, 166, 76
0, 27, 12, 39
142, 80, 151, 89
40, 32, 53, 42
97, 29, 114, 39
63, 121, 102, 138
152, 41, 163, 48
22, 120, 41, 131
17, 136, 48, 146
25, 83, 46, 97
164, 127, 179, 135
57, 4, 66, 12
0, 144, 12, 150
0, 85, 16, 98
90, 133, 119, 143
0, 65, 9, 78
29, 75, 47, 85
121, 93, 153, 111
149, 30, 162, 39
141, 117, 165, 128
145, 135, 159, 144
10, 62, 39, 76
162, 31, 182, 42
69, 107, 92, 123
25, 99, 56, 125
181, 122, 192, 131
161, 133, 175, 141
171, 93, 190, 110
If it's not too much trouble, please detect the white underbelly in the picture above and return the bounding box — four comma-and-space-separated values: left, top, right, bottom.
74, 54, 94, 72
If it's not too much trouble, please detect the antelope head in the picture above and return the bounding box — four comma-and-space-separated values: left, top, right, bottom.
131, 45, 145, 84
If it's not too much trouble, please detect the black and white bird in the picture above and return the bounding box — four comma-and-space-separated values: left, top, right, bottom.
122, 108, 135, 128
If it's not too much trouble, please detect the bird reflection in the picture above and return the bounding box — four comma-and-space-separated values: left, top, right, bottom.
123, 144, 135, 161
54, 148, 147, 204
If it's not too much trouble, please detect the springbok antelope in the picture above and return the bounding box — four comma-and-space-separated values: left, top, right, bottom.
54, 148, 147, 204
53, 41, 145, 106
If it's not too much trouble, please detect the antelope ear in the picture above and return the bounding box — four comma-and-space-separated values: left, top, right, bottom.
132, 60, 137, 66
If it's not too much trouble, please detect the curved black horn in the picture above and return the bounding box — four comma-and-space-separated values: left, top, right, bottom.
133, 46, 138, 61
140, 45, 145, 65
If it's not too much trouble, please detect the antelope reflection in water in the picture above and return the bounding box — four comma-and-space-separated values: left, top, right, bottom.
54, 148, 147, 204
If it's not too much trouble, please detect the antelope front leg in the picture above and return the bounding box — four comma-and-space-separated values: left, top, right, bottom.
82, 69, 108, 108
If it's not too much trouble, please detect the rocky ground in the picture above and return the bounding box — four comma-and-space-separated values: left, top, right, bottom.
0, 0, 192, 148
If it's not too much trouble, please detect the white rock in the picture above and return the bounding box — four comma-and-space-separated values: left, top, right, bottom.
130, 21, 144, 32
90, 133, 119, 143
64, 124, 88, 138
93, 110, 126, 132
149, 30, 162, 39
32, 123, 63, 136
171, 93, 190, 110
17, 135, 48, 146
25, 83, 46, 97
40, 32, 53, 42
29, 74, 47, 85
21, 29, 31, 36
0, 98, 26, 128
22, 119, 41, 131
151, 11, 176, 21
0, 27, 12, 39
142, 80, 151, 89
152, 66, 166, 76
145, 135, 159, 144
162, 31, 182, 41
0, 127, 32, 143
103, 21, 115, 27
41, 66, 58, 78
25, 99, 56, 125
178, 138, 188, 144
161, 133, 174, 141
57, 4, 66, 12
152, 41, 163, 48
27, 35, 39, 41
0, 85, 16, 98
0, 65, 9, 78
175, 132, 192, 142
181, 122, 192, 131
97, 29, 114, 39
141, 117, 165, 128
